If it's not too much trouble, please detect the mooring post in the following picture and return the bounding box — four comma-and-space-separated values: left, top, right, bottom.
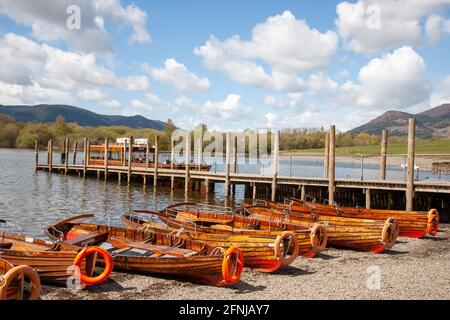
360, 154, 364, 181
34, 140, 39, 170
328, 125, 336, 204
252, 183, 257, 203
83, 137, 88, 177
128, 136, 133, 184
225, 132, 231, 196
324, 131, 330, 178
104, 137, 109, 180
271, 130, 280, 201
185, 132, 191, 194
232, 135, 238, 194
170, 138, 175, 189
145, 140, 150, 170
406, 118, 416, 211
154, 136, 159, 187
365, 188, 371, 209
72, 141, 77, 165
380, 129, 388, 180
64, 138, 69, 174
197, 129, 203, 171
301, 185, 306, 201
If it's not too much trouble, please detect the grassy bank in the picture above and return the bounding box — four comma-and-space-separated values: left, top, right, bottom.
287, 139, 450, 155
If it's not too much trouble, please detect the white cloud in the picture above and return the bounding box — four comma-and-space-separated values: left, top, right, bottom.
356, 46, 432, 109
263, 92, 303, 109
336, 0, 450, 54
99, 99, 121, 108
194, 11, 337, 91
145, 59, 210, 92
175, 96, 199, 112
425, 15, 450, 44
0, 0, 150, 53
0, 33, 148, 107
202, 94, 251, 121
0, 81, 74, 105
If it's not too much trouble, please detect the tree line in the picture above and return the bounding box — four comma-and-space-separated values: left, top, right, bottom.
0, 114, 405, 151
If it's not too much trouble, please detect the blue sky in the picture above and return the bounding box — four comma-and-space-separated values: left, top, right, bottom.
0, 0, 449, 131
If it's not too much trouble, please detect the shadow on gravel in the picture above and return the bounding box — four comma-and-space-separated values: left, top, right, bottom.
421, 235, 448, 241
85, 278, 136, 293
273, 265, 316, 277
232, 282, 267, 294
381, 249, 408, 255
314, 252, 337, 260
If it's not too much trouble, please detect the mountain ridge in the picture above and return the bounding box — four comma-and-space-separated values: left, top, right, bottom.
0, 104, 166, 130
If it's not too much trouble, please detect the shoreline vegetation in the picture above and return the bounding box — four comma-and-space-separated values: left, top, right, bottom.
1, 114, 449, 159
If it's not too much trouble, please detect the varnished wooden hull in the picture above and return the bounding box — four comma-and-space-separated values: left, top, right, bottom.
45, 218, 241, 286
241, 204, 398, 253
0, 233, 93, 286
123, 214, 295, 272
279, 198, 438, 238
0, 258, 22, 300
134, 206, 324, 258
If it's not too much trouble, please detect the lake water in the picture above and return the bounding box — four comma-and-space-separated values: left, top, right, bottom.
0, 148, 448, 238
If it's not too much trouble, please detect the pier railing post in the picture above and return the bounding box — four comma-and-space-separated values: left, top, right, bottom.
328, 125, 336, 204
365, 188, 371, 209
128, 136, 133, 184
83, 137, 88, 177
154, 136, 159, 187
380, 129, 388, 180
324, 131, 329, 178
406, 118, 416, 211
232, 135, 238, 194
72, 141, 77, 165
170, 138, 175, 189
64, 138, 69, 174
34, 140, 39, 170
104, 137, 109, 180
49, 138, 53, 172
225, 132, 231, 196
271, 130, 279, 201
185, 132, 191, 194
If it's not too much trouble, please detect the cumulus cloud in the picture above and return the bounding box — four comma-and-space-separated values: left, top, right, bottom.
0, 33, 148, 107
336, 0, 450, 54
194, 11, 337, 91
0, 0, 150, 53
202, 94, 251, 121
145, 59, 210, 92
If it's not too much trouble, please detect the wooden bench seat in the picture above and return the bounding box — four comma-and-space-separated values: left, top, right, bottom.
64, 231, 109, 246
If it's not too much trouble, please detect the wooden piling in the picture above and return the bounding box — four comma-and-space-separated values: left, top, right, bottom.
328, 125, 336, 204
324, 131, 329, 178
406, 118, 416, 211
34, 140, 39, 170
154, 136, 159, 187
104, 137, 109, 179
380, 129, 388, 180
185, 132, 191, 194
365, 188, 371, 209
252, 183, 257, 202
301, 185, 306, 201
128, 136, 133, 184
225, 132, 231, 196
170, 138, 175, 189
49, 139, 53, 172
64, 138, 69, 174
72, 141, 77, 165
271, 130, 280, 201
83, 138, 88, 177
197, 130, 203, 171
232, 135, 238, 194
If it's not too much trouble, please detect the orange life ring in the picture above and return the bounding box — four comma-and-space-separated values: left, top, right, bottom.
0, 265, 41, 300
218, 246, 244, 286
427, 209, 439, 236
274, 231, 299, 265
73, 246, 113, 286
310, 224, 328, 252
381, 218, 398, 249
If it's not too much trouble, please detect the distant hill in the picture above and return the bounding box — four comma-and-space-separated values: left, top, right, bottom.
0, 104, 166, 130
349, 104, 450, 139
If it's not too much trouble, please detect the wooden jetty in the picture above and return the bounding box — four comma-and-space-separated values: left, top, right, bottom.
34, 119, 450, 220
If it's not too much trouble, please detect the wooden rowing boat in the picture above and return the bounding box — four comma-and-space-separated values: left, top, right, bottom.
131, 202, 327, 259
123, 212, 302, 273
0, 228, 99, 286
240, 203, 399, 254
0, 258, 22, 300
44, 215, 243, 286
0, 258, 41, 300
277, 198, 439, 238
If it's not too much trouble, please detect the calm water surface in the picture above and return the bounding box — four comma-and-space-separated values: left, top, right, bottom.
0, 148, 448, 238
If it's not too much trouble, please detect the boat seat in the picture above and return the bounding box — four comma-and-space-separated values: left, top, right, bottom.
64, 231, 110, 246
0, 242, 13, 249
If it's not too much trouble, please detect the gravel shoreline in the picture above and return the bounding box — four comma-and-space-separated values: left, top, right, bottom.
41, 224, 450, 300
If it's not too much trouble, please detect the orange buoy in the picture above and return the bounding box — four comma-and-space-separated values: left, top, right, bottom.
219, 246, 244, 286
0, 265, 41, 300
72, 246, 113, 286
427, 209, 439, 236
274, 231, 299, 265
